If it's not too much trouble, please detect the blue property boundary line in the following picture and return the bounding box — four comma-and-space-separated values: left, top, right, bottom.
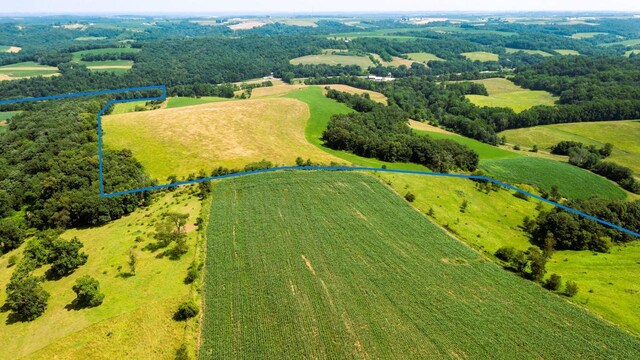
1, 86, 638, 239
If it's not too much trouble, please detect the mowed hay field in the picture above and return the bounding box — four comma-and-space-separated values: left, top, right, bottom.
505, 48, 553, 56
465, 78, 557, 112
290, 54, 374, 68
0, 189, 202, 359
103, 98, 342, 181
406, 52, 446, 63
0, 62, 59, 80
500, 120, 640, 174
479, 157, 627, 200
460, 51, 499, 62
200, 171, 640, 359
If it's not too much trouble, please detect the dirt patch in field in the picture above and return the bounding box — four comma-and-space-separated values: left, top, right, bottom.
229, 21, 267, 30
0, 74, 12, 81
408, 120, 454, 134
184, 224, 197, 232
301, 255, 316, 275
6, 46, 21, 53
0, 121, 7, 127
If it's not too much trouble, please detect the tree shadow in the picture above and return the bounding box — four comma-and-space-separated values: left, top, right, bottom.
115, 272, 135, 279
64, 299, 83, 311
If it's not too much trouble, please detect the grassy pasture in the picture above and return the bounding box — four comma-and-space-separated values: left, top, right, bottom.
166, 96, 233, 109
410, 124, 519, 160
555, 49, 581, 55
405, 52, 445, 63
600, 38, 640, 47
290, 54, 374, 68
103, 97, 343, 181
0, 189, 202, 359
499, 120, 640, 174
284, 87, 428, 171
460, 51, 499, 62
479, 157, 627, 200
464, 78, 557, 112
625, 49, 640, 57
200, 171, 640, 359
0, 62, 58, 78
505, 48, 553, 56
71, 47, 141, 62
570, 32, 609, 39
371, 53, 416, 67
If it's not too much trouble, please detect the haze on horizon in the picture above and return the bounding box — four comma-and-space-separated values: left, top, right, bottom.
1, 0, 640, 15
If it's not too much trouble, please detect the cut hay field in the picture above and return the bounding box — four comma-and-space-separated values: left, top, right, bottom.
0, 189, 202, 359
290, 54, 374, 68
460, 51, 499, 62
499, 120, 640, 174
200, 171, 640, 359
0, 62, 59, 79
405, 52, 446, 63
465, 78, 557, 112
556, 49, 581, 55
103, 97, 343, 181
505, 48, 553, 56
371, 53, 416, 67
479, 157, 627, 200
166, 96, 233, 109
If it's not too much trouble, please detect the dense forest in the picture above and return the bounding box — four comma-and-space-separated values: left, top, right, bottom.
0, 99, 152, 255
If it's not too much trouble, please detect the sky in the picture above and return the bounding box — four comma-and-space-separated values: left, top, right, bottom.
1, 0, 640, 15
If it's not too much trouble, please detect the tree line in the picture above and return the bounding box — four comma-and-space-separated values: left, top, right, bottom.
323, 90, 479, 172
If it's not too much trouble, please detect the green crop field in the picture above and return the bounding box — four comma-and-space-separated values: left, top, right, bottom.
200, 171, 640, 359
460, 51, 499, 62
0, 189, 203, 359
71, 47, 141, 61
290, 54, 374, 68
405, 52, 445, 63
0, 62, 59, 78
505, 48, 553, 56
284, 87, 428, 171
499, 120, 640, 174
166, 96, 233, 109
465, 78, 557, 112
555, 49, 581, 55
479, 157, 627, 200
412, 128, 519, 160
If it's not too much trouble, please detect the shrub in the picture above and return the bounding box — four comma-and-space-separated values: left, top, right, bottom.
175, 343, 190, 360
72, 275, 105, 307
544, 274, 562, 291
184, 261, 201, 284
174, 301, 199, 321
7, 255, 18, 268
565, 281, 579, 297
404, 192, 415, 203
495, 246, 517, 262
513, 144, 521, 150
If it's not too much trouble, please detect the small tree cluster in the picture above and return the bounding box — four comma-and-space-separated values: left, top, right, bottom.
153, 213, 190, 258
494, 246, 547, 281
5, 264, 50, 321
22, 231, 88, 278
174, 301, 199, 321
72, 275, 105, 308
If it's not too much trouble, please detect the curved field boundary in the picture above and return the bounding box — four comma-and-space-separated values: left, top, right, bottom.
1, 86, 638, 239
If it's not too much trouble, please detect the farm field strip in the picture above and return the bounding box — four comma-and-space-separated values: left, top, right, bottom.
200, 171, 640, 359
499, 120, 640, 174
